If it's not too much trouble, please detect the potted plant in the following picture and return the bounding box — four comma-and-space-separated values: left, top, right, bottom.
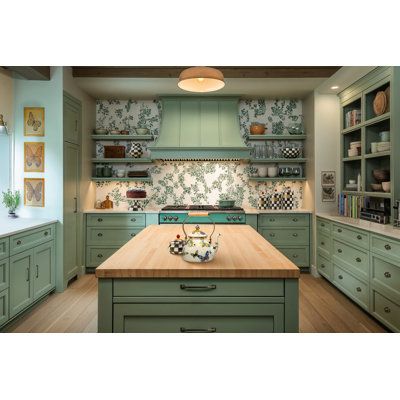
2, 189, 21, 218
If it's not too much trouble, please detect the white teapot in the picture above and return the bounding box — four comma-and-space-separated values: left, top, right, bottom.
182, 213, 220, 263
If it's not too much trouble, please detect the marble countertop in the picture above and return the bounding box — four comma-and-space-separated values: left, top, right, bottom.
0, 217, 58, 239
317, 213, 400, 240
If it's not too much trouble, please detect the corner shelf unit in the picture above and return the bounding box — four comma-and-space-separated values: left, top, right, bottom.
339, 66, 400, 220
91, 133, 155, 182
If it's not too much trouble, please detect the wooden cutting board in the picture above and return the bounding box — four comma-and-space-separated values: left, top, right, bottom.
373, 91, 387, 116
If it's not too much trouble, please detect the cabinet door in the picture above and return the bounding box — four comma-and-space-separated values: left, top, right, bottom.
33, 241, 55, 300
9, 249, 34, 317
63, 93, 81, 144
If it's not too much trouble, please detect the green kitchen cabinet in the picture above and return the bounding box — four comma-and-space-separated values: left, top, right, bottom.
0, 258, 9, 293
33, 241, 55, 300
258, 213, 311, 268
63, 91, 81, 145
0, 289, 9, 327
245, 214, 257, 230
0, 237, 9, 260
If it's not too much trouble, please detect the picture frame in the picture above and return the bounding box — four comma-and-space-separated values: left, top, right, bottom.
321, 171, 335, 187
322, 186, 336, 202
24, 142, 45, 172
24, 178, 45, 207
24, 107, 45, 136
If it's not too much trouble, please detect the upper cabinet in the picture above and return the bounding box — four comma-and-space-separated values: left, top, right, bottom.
63, 92, 81, 145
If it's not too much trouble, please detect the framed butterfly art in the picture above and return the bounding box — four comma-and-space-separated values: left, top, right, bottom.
24, 178, 45, 207
24, 142, 45, 172
24, 107, 45, 136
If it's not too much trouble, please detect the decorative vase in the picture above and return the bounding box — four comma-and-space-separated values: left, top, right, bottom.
128, 142, 143, 158
8, 211, 18, 218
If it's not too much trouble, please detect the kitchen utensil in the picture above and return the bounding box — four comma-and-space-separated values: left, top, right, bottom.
371, 142, 378, 153
257, 166, 268, 177
126, 189, 147, 198
282, 147, 300, 158
372, 169, 390, 183
218, 199, 236, 208
370, 183, 383, 192
379, 131, 390, 142
267, 165, 279, 177
382, 181, 391, 193
104, 145, 126, 158
103, 165, 113, 178
182, 214, 220, 263
94, 128, 108, 135
128, 143, 143, 158
373, 91, 387, 116
286, 122, 304, 135
135, 127, 150, 135
250, 122, 266, 135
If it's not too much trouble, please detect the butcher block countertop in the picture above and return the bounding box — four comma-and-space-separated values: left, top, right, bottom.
95, 224, 300, 279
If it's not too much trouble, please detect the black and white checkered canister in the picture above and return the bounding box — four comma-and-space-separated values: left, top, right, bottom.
128, 200, 144, 211
281, 189, 295, 210
268, 192, 282, 210
258, 194, 269, 210
169, 239, 186, 255
128, 142, 143, 158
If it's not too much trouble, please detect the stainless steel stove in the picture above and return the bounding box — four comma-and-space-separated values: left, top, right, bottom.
159, 205, 246, 224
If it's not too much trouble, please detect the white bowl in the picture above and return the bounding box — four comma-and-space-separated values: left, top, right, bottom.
135, 127, 150, 135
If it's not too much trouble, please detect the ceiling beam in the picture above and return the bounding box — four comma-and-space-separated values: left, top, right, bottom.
3, 66, 51, 80
72, 66, 341, 79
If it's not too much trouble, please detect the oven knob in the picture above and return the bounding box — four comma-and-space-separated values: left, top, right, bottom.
238, 216, 242, 221
232, 216, 237, 221
173, 216, 178, 221
168, 216, 173, 221
227, 216, 232, 221
163, 216, 168, 221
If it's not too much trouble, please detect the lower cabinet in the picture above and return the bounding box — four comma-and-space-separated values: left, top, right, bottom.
316, 216, 400, 332
0, 224, 56, 329
258, 213, 311, 268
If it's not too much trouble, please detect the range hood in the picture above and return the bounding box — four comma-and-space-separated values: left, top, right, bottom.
149, 97, 250, 160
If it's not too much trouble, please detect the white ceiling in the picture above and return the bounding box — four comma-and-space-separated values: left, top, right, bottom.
74, 76, 328, 100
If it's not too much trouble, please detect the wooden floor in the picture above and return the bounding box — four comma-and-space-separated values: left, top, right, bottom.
5, 273, 388, 333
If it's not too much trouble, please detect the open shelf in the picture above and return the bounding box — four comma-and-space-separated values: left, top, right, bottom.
342, 156, 362, 162
363, 191, 392, 199
92, 135, 154, 140
249, 177, 306, 182
364, 151, 391, 159
91, 177, 152, 182
247, 135, 306, 140
92, 158, 153, 163
250, 158, 307, 163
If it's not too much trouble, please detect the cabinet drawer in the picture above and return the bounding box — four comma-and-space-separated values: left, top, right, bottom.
113, 279, 284, 297
332, 239, 369, 280
276, 246, 309, 267
10, 224, 55, 255
317, 253, 333, 281
332, 223, 369, 250
317, 218, 331, 234
258, 227, 309, 246
0, 289, 8, 327
371, 254, 400, 300
113, 303, 284, 333
333, 264, 368, 310
87, 227, 143, 246
371, 234, 400, 264
317, 231, 331, 258
0, 237, 9, 260
0, 258, 9, 292
86, 246, 119, 267
87, 213, 145, 227
371, 291, 400, 332
258, 213, 309, 227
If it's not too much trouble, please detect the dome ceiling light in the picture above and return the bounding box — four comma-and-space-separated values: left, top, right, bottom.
178, 66, 225, 93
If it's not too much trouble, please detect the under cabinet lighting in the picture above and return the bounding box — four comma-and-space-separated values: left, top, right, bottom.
330, 85, 339, 90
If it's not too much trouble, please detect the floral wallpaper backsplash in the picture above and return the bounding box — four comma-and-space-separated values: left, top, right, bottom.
95, 99, 304, 209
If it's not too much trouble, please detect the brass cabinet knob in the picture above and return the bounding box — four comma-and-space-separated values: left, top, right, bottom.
338, 248, 342, 253
97, 233, 103, 237
356, 257, 361, 262
17, 240, 22, 245
131, 218, 136, 222
384, 306, 391, 313
385, 244, 392, 250
269, 218, 275, 222
338, 228, 342, 233
292, 254, 298, 258
97, 254, 103, 258
356, 287, 362, 292
321, 241, 325, 246
292, 218, 298, 222
293, 233, 298, 237
384, 272, 391, 278
338, 275, 343, 280
321, 223, 325, 227
321, 264, 325, 268
98, 218, 103, 222
357, 235, 362, 240
44, 231, 49, 236
269, 233, 275, 237
131, 233, 136, 237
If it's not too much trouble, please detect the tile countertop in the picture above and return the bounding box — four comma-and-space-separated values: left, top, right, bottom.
84, 208, 312, 214
0, 217, 58, 239
317, 213, 400, 241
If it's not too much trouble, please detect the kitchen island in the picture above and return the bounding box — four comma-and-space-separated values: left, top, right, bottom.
96, 224, 300, 333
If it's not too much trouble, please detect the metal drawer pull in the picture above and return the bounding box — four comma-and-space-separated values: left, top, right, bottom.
385, 244, 391, 250
292, 218, 298, 222
338, 275, 343, 280
131, 218, 136, 222
130, 233, 136, 237
180, 327, 216, 333
17, 240, 22, 245
269, 233, 275, 237
44, 231, 49, 236
321, 264, 325, 268
292, 233, 298, 237
97, 254, 103, 258
292, 254, 298, 258
356, 287, 361, 292
269, 218, 275, 222
384, 272, 391, 278
180, 284, 217, 291
97, 218, 103, 222
26, 267, 30, 282
338, 228, 342, 233
337, 248, 342, 253
356, 257, 361, 262
357, 235, 362, 240
384, 307, 391, 313
321, 241, 325, 246
97, 233, 103, 237
321, 223, 325, 227
36, 265, 39, 278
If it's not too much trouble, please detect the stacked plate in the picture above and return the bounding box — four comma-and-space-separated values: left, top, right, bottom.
377, 141, 390, 152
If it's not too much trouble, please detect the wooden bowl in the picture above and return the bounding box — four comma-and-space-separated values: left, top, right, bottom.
372, 169, 390, 183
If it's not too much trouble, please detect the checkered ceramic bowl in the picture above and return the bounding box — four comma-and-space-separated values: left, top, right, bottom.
282, 147, 300, 158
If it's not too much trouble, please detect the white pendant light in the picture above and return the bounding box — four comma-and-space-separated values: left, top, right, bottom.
178, 66, 225, 93
0, 114, 8, 136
